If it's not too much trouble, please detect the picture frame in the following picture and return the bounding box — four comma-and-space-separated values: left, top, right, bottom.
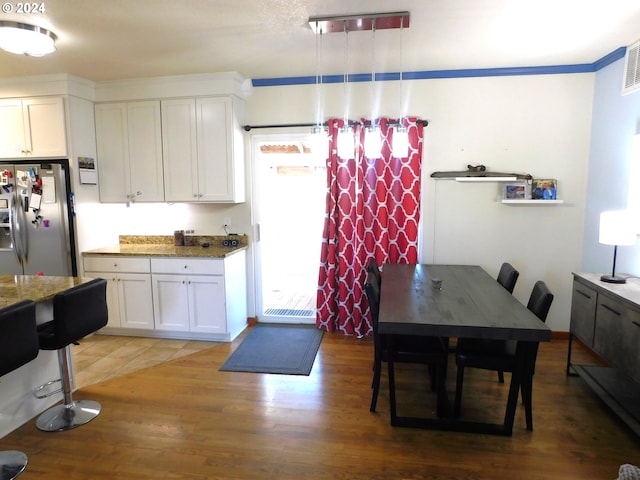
531, 179, 557, 200
503, 182, 530, 200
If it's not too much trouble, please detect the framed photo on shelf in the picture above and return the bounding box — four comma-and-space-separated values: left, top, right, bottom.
503, 182, 530, 200
531, 179, 557, 200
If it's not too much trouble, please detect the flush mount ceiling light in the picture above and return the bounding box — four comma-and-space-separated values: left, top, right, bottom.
0, 21, 57, 56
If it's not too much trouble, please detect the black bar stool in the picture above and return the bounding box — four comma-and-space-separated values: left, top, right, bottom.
35, 278, 108, 432
0, 300, 38, 480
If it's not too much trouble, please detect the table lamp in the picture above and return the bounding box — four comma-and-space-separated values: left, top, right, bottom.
599, 210, 637, 283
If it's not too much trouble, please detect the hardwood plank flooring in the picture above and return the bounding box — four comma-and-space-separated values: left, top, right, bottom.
3, 330, 639, 479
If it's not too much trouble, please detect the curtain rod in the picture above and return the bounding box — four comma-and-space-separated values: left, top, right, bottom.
243, 119, 428, 132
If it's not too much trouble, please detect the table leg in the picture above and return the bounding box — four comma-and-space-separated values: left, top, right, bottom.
387, 335, 398, 425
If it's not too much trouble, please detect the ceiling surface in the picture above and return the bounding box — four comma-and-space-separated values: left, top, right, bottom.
1, 0, 639, 83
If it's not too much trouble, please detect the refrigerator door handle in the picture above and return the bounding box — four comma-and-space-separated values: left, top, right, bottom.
17, 194, 27, 264
9, 194, 23, 266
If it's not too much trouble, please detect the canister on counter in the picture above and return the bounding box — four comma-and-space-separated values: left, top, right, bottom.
174, 230, 184, 246
184, 230, 196, 246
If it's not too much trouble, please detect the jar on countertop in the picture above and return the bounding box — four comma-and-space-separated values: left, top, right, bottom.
184, 230, 196, 246
174, 230, 184, 246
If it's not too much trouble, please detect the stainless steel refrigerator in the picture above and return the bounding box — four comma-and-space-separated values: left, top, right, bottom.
0, 160, 77, 276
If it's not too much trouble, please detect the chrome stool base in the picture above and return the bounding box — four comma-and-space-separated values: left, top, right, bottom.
35, 400, 102, 432
0, 450, 27, 479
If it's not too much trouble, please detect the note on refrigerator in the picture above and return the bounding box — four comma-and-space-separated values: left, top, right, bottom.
42, 176, 56, 204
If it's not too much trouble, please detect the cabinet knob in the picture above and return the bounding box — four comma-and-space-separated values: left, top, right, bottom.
184, 265, 187, 269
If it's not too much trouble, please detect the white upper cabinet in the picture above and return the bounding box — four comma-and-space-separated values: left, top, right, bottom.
0, 97, 67, 159
162, 96, 245, 203
161, 98, 198, 201
95, 101, 164, 203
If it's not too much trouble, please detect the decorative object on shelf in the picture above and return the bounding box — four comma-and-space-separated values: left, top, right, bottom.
599, 210, 636, 284
503, 182, 531, 200
531, 179, 557, 200
431, 164, 532, 181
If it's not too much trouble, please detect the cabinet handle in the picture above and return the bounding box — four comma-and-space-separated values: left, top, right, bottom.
184, 265, 188, 269
601, 304, 621, 316
632, 321, 640, 328
576, 289, 592, 299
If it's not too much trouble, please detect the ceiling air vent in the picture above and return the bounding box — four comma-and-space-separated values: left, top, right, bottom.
623, 39, 640, 95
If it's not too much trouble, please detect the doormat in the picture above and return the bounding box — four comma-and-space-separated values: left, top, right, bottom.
220, 323, 323, 375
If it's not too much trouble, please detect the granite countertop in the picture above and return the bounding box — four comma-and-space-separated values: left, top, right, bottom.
0, 275, 94, 308
82, 235, 248, 259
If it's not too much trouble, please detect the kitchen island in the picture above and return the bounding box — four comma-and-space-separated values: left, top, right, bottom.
82, 235, 248, 342
0, 274, 95, 437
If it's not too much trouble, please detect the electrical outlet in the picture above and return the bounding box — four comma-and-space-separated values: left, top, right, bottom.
224, 217, 231, 227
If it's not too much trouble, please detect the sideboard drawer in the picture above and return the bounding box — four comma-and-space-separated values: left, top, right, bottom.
570, 281, 598, 347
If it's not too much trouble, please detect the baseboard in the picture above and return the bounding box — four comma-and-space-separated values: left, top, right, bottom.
552, 331, 570, 341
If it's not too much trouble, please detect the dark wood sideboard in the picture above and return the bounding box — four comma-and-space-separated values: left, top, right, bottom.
567, 272, 640, 437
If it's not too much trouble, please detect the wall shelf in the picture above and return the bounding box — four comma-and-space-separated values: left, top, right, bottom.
454, 177, 517, 182
501, 199, 564, 205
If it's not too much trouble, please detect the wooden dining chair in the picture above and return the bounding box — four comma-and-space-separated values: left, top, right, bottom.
365, 271, 449, 413
454, 280, 553, 430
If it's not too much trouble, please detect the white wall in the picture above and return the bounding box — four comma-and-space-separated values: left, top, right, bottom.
245, 73, 594, 331
583, 58, 640, 275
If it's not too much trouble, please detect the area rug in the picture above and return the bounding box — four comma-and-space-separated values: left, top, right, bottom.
220, 323, 323, 375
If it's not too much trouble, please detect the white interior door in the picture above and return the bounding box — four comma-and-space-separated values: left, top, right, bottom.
252, 133, 327, 324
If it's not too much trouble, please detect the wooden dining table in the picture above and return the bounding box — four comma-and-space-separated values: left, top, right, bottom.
378, 264, 552, 436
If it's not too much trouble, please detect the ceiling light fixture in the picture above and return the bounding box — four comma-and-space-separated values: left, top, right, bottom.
309, 11, 410, 159
337, 21, 355, 160
0, 21, 57, 57
311, 21, 329, 160
392, 15, 409, 158
365, 18, 382, 159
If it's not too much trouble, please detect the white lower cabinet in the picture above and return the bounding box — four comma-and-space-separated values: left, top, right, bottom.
151, 254, 246, 340
83, 256, 154, 330
152, 274, 226, 334
83, 251, 247, 342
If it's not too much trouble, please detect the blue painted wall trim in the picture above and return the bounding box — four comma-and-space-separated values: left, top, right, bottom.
251, 46, 628, 87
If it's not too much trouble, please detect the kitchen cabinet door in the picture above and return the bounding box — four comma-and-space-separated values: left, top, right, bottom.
88, 272, 122, 328
196, 97, 245, 203
95, 103, 130, 202
127, 101, 164, 202
117, 273, 155, 329
0, 97, 66, 158
22, 97, 67, 157
188, 275, 226, 334
152, 274, 190, 331
95, 101, 164, 203
0, 100, 27, 157
161, 99, 198, 202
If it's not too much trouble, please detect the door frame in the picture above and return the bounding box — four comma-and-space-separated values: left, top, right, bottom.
250, 131, 323, 324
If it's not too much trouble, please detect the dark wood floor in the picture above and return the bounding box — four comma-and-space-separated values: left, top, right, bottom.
4, 330, 639, 479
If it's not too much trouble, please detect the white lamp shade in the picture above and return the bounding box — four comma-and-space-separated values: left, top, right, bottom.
599, 210, 637, 246
392, 126, 409, 158
310, 126, 329, 161
337, 127, 355, 159
364, 126, 382, 158
0, 22, 56, 56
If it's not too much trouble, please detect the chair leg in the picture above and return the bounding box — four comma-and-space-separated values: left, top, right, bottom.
0, 450, 28, 479
370, 358, 382, 412
36, 346, 102, 432
454, 365, 465, 418
497, 371, 505, 383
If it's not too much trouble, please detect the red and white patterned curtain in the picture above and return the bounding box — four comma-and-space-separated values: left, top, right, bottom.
316, 117, 424, 335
